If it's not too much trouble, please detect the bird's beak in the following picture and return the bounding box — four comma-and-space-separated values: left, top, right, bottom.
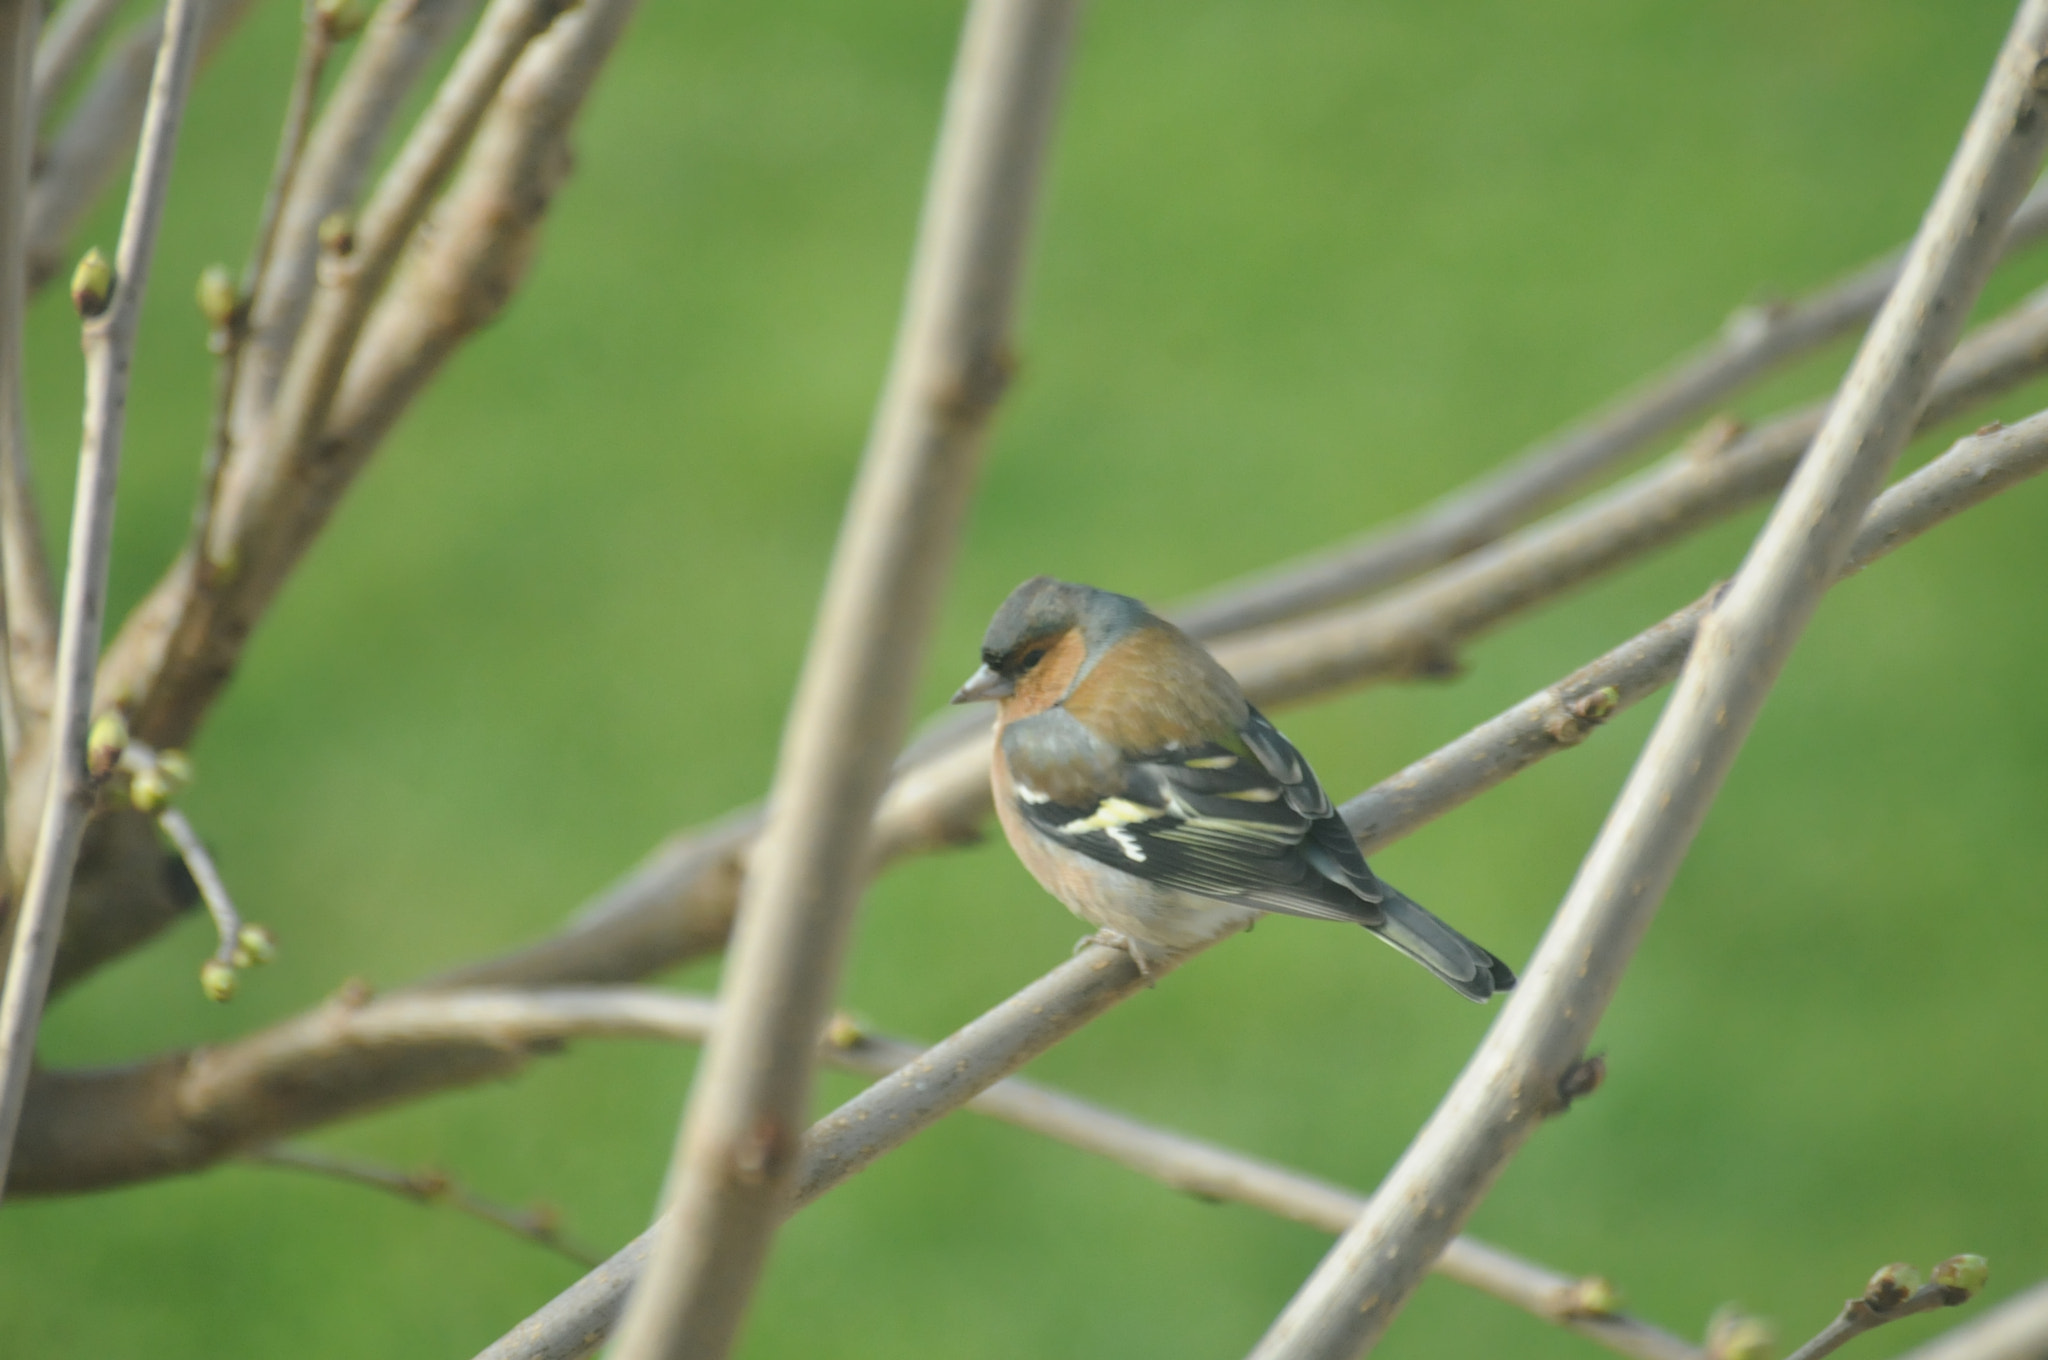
951, 663, 1013, 704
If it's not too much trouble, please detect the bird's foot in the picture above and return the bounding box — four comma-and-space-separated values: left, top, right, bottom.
1072, 929, 1160, 986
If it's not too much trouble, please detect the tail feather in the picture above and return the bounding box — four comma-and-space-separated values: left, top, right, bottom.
1369, 885, 1516, 1003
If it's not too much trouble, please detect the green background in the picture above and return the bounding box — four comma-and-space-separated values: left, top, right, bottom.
6, 0, 2047, 1355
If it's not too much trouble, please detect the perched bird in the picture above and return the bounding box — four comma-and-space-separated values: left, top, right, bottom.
953, 576, 1516, 1001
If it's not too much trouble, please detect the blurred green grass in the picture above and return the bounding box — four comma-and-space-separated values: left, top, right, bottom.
6, 0, 2048, 1355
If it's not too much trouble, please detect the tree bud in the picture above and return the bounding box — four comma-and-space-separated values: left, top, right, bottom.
71, 248, 114, 317
86, 711, 129, 778
1865, 1263, 1923, 1311
130, 767, 172, 813
233, 924, 277, 967
200, 958, 237, 1002
1933, 1255, 1989, 1302
196, 264, 238, 329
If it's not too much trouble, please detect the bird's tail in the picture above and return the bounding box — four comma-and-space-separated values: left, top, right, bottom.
1368, 885, 1517, 1003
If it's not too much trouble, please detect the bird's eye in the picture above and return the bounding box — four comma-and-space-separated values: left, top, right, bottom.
1018, 647, 1047, 670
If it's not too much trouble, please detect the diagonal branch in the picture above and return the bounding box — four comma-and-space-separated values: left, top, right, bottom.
1785, 1262, 1988, 1360
1245, 9, 2048, 1358
244, 1142, 603, 1267
1169, 181, 2048, 639
7, 398, 2043, 1203
609, 3, 1080, 1356
0, 0, 205, 1202
23, 0, 264, 290
31, 0, 128, 119
0, 0, 45, 773
428, 281, 2048, 998
1890, 1280, 2048, 1360
468, 398, 2048, 1360
229, 0, 485, 434
96, 0, 581, 755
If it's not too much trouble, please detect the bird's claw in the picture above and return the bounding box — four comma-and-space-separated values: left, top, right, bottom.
1073, 929, 1160, 985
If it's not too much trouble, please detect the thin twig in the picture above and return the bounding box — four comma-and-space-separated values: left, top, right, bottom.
468, 400, 2048, 1360
101, 0, 564, 757
208, 0, 566, 560
611, 4, 1078, 1356
1890, 1281, 2048, 1360
0, 0, 204, 1202
0, 0, 50, 771
9, 402, 2048, 1200
827, 1028, 1702, 1360
30, 0, 128, 119
1168, 180, 2048, 640
230, 0, 484, 435
244, 1142, 603, 1268
426, 280, 2048, 1000
322, 0, 642, 483
23, 0, 264, 289
189, 0, 336, 573
1785, 1264, 1988, 1360
1246, 12, 2048, 1359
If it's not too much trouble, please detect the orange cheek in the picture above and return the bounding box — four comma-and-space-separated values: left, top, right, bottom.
1000, 628, 1085, 718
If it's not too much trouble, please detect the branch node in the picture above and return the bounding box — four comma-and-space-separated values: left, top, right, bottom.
1551, 1274, 1625, 1320
1683, 413, 1747, 461
1554, 1051, 1606, 1111
69, 246, 114, 316
1933, 1253, 1991, 1304
1865, 1262, 1924, 1313
1706, 1304, 1777, 1360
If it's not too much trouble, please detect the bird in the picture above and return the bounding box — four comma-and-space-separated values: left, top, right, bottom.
952, 576, 1517, 1001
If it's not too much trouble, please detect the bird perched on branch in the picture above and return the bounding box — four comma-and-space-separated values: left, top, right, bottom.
953, 576, 1517, 1000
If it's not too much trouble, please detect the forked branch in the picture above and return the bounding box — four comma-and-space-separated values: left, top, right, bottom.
1247, 8, 2048, 1357
0, 0, 205, 1200
610, 2, 1080, 1355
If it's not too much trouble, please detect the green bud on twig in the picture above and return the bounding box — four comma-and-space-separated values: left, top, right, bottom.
1865, 1263, 1923, 1312
130, 766, 173, 813
86, 710, 129, 778
1571, 686, 1620, 724
71, 248, 114, 317
200, 958, 237, 1002
196, 264, 238, 329
317, 211, 355, 257
315, 0, 368, 38
1558, 1275, 1623, 1318
156, 749, 196, 792
825, 1013, 865, 1049
232, 924, 277, 968
1706, 1305, 1775, 1360
1933, 1254, 1989, 1303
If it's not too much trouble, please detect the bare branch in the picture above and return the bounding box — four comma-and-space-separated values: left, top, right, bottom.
189, 0, 339, 570
611, 3, 1079, 1354
1213, 288, 2048, 708
230, 0, 485, 430
31, 0, 128, 119
1170, 180, 2048, 639
244, 1142, 603, 1267
0, 0, 204, 1201
324, 0, 642, 471
431, 281, 2048, 998
0, 0, 51, 769
829, 1028, 1702, 1360
102, 0, 568, 752
1890, 1281, 2048, 1360
24, 0, 263, 290
1341, 409, 2048, 851
12, 390, 2045, 1201
1785, 1262, 1989, 1360
1246, 11, 2048, 1357
468, 409, 2048, 1360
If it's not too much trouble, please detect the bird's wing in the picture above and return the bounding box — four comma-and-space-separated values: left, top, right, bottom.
1001, 709, 1383, 924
